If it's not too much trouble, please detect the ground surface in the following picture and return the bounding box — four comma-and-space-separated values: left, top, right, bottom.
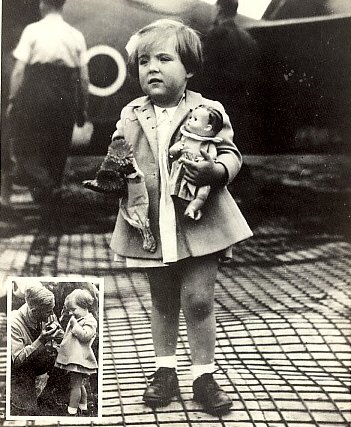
0, 154, 350, 426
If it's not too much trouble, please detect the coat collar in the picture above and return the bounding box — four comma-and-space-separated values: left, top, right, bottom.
133, 98, 158, 160
132, 90, 205, 160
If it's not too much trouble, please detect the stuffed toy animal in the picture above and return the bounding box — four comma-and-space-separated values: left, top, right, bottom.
83, 136, 135, 196
83, 136, 156, 253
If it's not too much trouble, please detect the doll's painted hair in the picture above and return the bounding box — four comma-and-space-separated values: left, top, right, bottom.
126, 19, 203, 79
65, 288, 95, 316
196, 105, 223, 135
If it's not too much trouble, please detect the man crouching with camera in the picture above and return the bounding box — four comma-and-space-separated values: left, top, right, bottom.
11, 282, 63, 416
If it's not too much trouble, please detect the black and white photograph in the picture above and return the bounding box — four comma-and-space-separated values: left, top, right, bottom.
5, 277, 103, 421
0, 0, 350, 426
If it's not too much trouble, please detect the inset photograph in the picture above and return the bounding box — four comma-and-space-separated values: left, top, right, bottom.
6, 277, 103, 420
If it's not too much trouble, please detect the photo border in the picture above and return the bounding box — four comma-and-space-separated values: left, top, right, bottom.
6, 276, 104, 422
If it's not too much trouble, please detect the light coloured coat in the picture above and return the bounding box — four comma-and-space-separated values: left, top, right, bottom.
110, 90, 252, 260
56, 313, 97, 369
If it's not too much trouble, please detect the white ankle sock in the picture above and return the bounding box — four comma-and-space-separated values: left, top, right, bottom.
155, 355, 177, 369
78, 403, 87, 410
67, 406, 78, 415
191, 363, 215, 381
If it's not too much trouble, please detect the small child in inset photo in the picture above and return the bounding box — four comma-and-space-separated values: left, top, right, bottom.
169, 104, 224, 220
55, 289, 98, 416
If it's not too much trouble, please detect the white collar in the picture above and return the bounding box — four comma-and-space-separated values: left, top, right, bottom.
154, 104, 177, 122
153, 93, 185, 122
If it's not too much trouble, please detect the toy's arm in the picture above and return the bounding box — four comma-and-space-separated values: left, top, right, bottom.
169, 139, 185, 159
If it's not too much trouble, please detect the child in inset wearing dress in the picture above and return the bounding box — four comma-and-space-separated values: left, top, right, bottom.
109, 19, 252, 415
55, 289, 98, 416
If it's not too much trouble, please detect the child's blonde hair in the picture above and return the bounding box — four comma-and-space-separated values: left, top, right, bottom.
65, 288, 95, 314
126, 19, 203, 79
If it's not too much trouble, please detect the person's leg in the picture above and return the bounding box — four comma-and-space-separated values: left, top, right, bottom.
147, 267, 181, 358
179, 253, 218, 367
1, 117, 14, 208
143, 267, 181, 407
0, 132, 22, 220
47, 122, 73, 190
78, 379, 88, 413
1, 170, 12, 207
179, 253, 233, 415
68, 372, 83, 415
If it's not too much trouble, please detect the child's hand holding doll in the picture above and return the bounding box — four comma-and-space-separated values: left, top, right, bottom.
169, 105, 227, 220
180, 149, 227, 187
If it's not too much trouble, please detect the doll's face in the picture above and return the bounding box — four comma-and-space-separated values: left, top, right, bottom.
185, 107, 215, 137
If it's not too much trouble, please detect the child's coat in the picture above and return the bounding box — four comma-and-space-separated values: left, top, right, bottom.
56, 312, 97, 370
110, 90, 252, 260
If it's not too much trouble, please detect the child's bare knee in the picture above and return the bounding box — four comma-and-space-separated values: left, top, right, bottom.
186, 297, 213, 321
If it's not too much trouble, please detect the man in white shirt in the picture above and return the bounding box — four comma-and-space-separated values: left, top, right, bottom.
6, 0, 89, 208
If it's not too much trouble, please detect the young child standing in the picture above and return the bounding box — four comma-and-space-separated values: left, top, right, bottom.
110, 19, 252, 415
55, 289, 98, 416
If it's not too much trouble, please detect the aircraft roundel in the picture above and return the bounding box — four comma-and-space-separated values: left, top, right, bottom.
85, 45, 127, 97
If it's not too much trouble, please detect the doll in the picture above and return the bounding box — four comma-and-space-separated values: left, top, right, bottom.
83, 136, 156, 253
169, 105, 224, 220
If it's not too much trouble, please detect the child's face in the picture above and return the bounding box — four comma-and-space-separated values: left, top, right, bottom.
138, 37, 193, 108
67, 298, 88, 320
185, 108, 214, 137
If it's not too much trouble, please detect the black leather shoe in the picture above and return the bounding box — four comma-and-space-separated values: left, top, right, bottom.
193, 373, 232, 415
143, 367, 179, 407
78, 408, 89, 416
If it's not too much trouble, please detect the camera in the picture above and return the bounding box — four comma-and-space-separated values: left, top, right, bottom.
44, 320, 60, 334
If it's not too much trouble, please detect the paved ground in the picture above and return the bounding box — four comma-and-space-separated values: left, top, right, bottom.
0, 155, 350, 426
